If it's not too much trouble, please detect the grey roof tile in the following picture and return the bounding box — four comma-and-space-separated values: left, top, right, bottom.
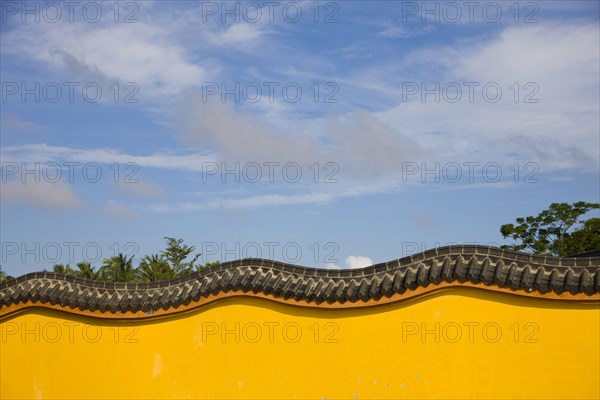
1, 246, 598, 315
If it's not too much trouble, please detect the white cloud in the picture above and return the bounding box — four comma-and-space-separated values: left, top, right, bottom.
323, 111, 420, 178
211, 23, 266, 47
174, 95, 420, 178
113, 180, 166, 198
324, 256, 374, 269
0, 180, 80, 211
1, 144, 216, 172
407, 213, 442, 229
174, 94, 317, 163
169, 2, 272, 50
101, 201, 136, 220
345, 255, 374, 269
3, 18, 596, 214
148, 192, 334, 212
146, 179, 404, 212
0, 114, 42, 135
2, 21, 206, 98
332, 23, 598, 174
377, 24, 434, 38
374, 22, 599, 172
333, 41, 374, 60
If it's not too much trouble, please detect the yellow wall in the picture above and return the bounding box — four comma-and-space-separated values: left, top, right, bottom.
1, 288, 598, 400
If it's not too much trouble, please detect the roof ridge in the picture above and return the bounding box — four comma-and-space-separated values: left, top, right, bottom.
1, 246, 598, 318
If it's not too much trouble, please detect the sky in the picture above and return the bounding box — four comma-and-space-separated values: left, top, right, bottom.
1, 0, 599, 276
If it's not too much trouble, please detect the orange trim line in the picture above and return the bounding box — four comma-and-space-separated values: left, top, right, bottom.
1, 282, 598, 321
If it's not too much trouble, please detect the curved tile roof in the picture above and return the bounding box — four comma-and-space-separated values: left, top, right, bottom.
1, 246, 599, 319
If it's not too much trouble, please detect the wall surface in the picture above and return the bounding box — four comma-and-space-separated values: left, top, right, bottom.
2, 288, 599, 400
2, 247, 599, 399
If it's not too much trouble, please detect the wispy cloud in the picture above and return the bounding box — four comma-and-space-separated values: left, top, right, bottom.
407, 213, 442, 229
112, 180, 166, 198
208, 22, 268, 47
0, 180, 80, 211
2, 19, 206, 99
0, 114, 42, 135
377, 24, 434, 38
174, 95, 420, 178
1, 144, 216, 172
373, 22, 599, 172
145, 180, 403, 212
101, 201, 137, 220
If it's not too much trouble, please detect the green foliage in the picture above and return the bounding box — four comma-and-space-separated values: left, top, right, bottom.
161, 237, 202, 276
138, 254, 174, 282
53, 264, 76, 275
201, 260, 221, 270
99, 253, 137, 282
0, 266, 14, 283
561, 218, 600, 255
75, 261, 98, 280
500, 201, 600, 256
31, 238, 219, 283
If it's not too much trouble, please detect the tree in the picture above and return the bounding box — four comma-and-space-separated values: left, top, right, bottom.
500, 201, 600, 256
12, 237, 219, 283
161, 237, 202, 276
561, 218, 600, 255
201, 260, 221, 270
75, 261, 98, 280
0, 266, 13, 283
99, 253, 136, 282
53, 264, 76, 275
138, 254, 173, 282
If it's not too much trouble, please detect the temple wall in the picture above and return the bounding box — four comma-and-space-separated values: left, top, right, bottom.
2, 288, 598, 399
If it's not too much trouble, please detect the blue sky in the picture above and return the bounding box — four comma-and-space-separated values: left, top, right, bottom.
1, 0, 599, 275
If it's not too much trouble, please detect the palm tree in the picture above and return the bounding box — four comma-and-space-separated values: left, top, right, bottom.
0, 266, 13, 283
199, 260, 221, 270
138, 254, 173, 282
75, 261, 98, 280
53, 264, 76, 275
99, 253, 136, 282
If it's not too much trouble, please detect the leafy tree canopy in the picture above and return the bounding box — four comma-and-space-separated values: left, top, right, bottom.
34, 238, 220, 283
99, 253, 136, 282
161, 237, 202, 276
0, 266, 14, 283
138, 254, 174, 282
500, 201, 600, 256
